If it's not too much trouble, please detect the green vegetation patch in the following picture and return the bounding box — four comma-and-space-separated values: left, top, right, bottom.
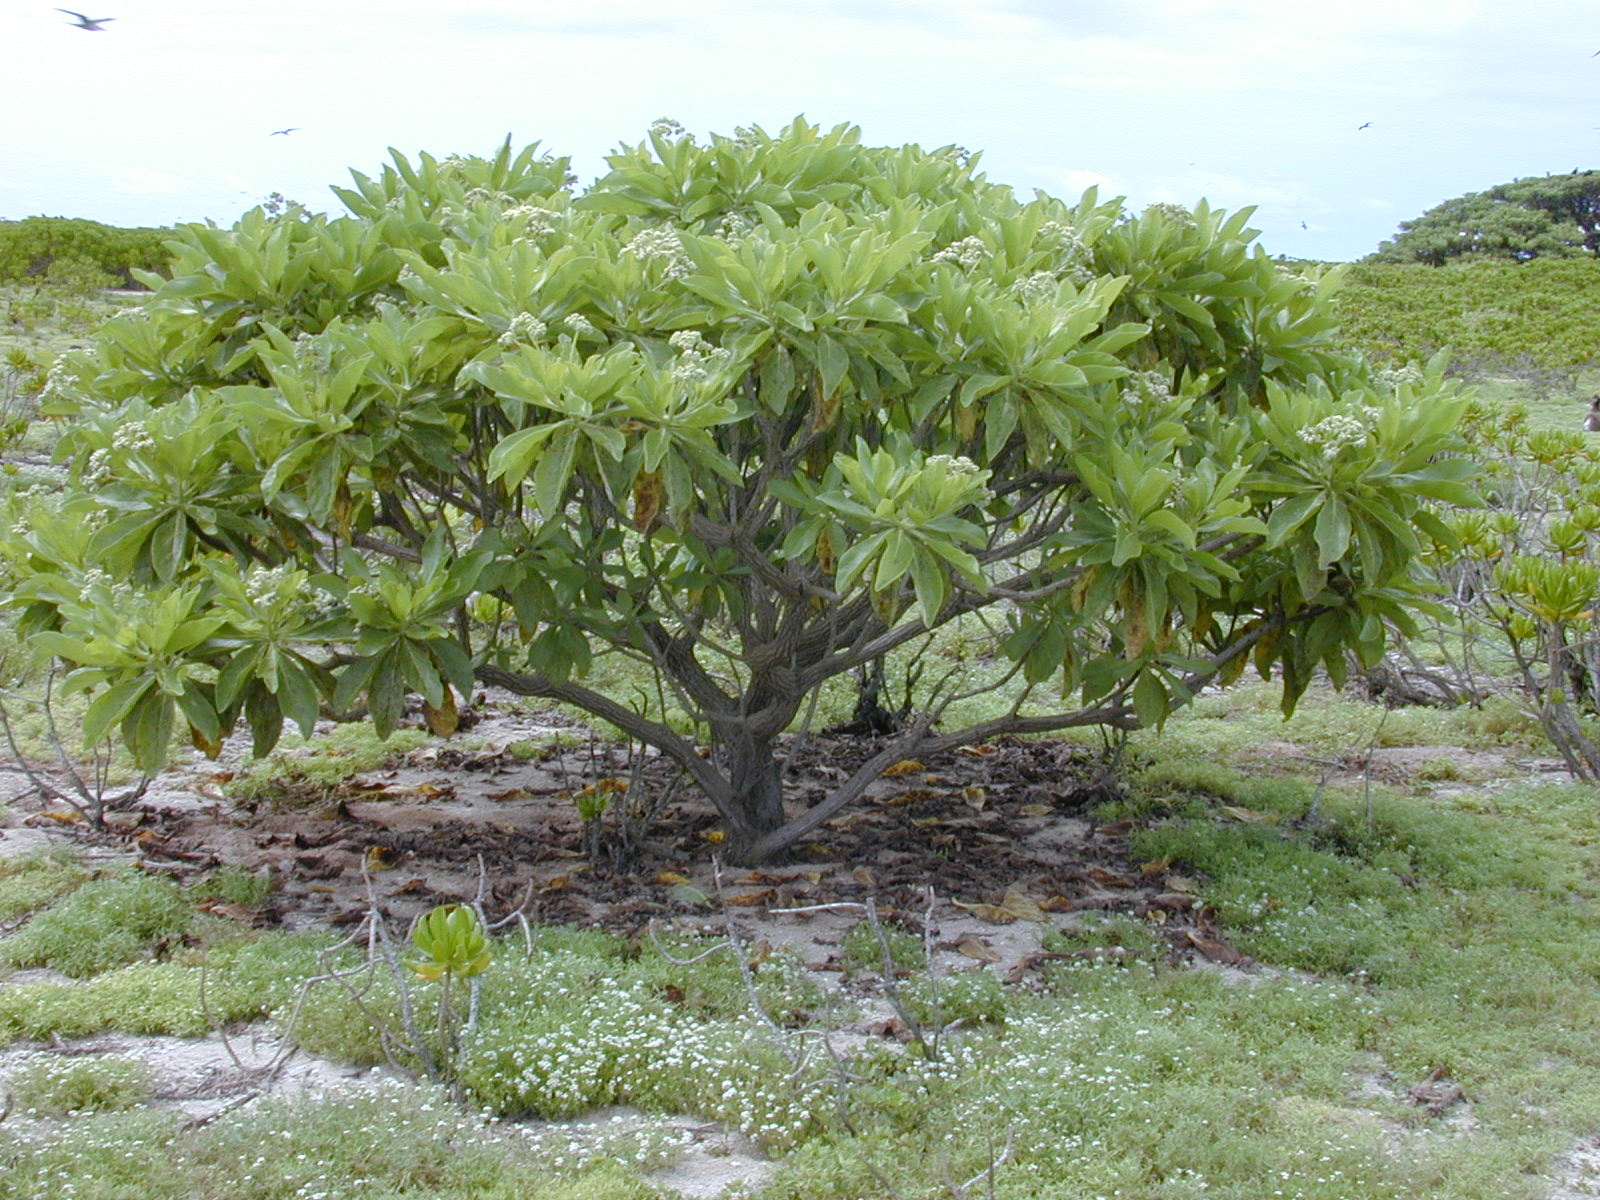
0, 870, 193, 977
1337, 257, 1600, 371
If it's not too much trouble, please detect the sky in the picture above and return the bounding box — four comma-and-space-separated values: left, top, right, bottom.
2, 0, 1596, 263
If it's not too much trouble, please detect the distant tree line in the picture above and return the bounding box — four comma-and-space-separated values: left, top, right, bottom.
1369, 171, 1600, 266
0, 216, 172, 288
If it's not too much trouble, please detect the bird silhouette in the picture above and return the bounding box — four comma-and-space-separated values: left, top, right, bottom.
1357, 122, 1371, 130
1300, 221, 1308, 230
270, 128, 300, 136
58, 9, 113, 29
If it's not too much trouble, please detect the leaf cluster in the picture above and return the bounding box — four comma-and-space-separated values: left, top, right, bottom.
0, 120, 1475, 826
0, 216, 172, 288
1369, 169, 1600, 266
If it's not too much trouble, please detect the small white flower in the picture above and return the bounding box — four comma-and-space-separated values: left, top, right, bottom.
1302, 412, 1370, 459
649, 116, 687, 140
499, 313, 548, 348
932, 235, 989, 270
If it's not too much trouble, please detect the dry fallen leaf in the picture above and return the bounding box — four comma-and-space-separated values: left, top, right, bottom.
1087, 867, 1136, 889
954, 934, 1003, 962
701, 829, 726, 843
1184, 929, 1243, 964
484, 788, 528, 801
1039, 895, 1077, 912
1164, 874, 1199, 894
963, 786, 988, 811
1139, 855, 1174, 877
852, 866, 876, 887
724, 889, 776, 907
656, 871, 691, 886
882, 759, 925, 778
667, 882, 710, 906
878, 791, 919, 806
540, 875, 571, 892
363, 845, 402, 872
952, 899, 1019, 925
1018, 803, 1053, 817
1000, 888, 1044, 921
957, 744, 997, 757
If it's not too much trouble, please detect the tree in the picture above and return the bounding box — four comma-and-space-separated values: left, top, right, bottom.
1369, 170, 1600, 265
2, 119, 1475, 862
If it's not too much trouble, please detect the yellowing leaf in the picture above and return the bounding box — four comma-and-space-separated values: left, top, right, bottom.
1018, 803, 1052, 817
999, 888, 1044, 921
656, 870, 691, 886
953, 899, 1018, 925
955, 934, 1003, 962
883, 759, 925, 778
422, 688, 459, 737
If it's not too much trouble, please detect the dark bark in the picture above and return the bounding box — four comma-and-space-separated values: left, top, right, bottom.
721, 729, 789, 860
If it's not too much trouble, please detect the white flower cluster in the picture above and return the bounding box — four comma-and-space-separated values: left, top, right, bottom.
110, 422, 156, 455
243, 564, 298, 608
44, 353, 81, 398
926, 453, 983, 477
623, 226, 694, 282
438, 154, 469, 174
932, 236, 989, 271
1143, 201, 1197, 228
499, 313, 548, 349
649, 116, 687, 140
81, 448, 112, 488
731, 125, 761, 150
1302, 412, 1370, 459
503, 205, 561, 236
717, 211, 754, 244
562, 312, 598, 337
1378, 363, 1425, 391
1013, 271, 1059, 303
669, 329, 733, 383
1120, 370, 1174, 408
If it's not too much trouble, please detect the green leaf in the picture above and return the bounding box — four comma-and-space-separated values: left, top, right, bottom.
1132, 670, 1168, 729
1313, 497, 1352, 566
82, 679, 153, 748
122, 691, 175, 773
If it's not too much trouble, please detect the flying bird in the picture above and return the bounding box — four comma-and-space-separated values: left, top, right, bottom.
57, 9, 113, 29
270, 128, 300, 136
1357, 122, 1371, 130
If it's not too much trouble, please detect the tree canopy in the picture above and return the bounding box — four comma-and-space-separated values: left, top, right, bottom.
1, 119, 1475, 861
1369, 170, 1600, 265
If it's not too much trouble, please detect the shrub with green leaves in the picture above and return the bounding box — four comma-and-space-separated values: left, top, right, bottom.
0, 216, 170, 288
1, 119, 1474, 861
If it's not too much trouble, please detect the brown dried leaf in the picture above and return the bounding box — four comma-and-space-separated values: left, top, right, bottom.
1164, 874, 1199, 894
954, 934, 1003, 962
1095, 820, 1135, 837
656, 871, 691, 885
1139, 855, 1174, 877
1000, 888, 1045, 921
541, 875, 571, 892
1018, 803, 1053, 817
1087, 867, 1136, 889
852, 866, 875, 887
952, 899, 1018, 925
1039, 895, 1077, 912
963, 786, 988, 811
882, 760, 925, 778
956, 744, 997, 756
1184, 929, 1243, 964
724, 889, 776, 907
485, 787, 528, 801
